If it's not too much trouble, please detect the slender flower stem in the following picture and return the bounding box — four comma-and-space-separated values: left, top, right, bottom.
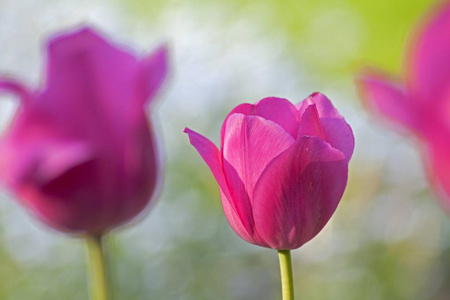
278, 250, 294, 300
85, 235, 110, 300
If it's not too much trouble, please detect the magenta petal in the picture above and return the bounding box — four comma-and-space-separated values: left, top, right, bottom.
253, 97, 299, 138
298, 93, 354, 162
35, 141, 94, 185
19, 160, 100, 232
220, 98, 299, 144
221, 161, 267, 246
407, 2, 450, 101
0, 139, 37, 189
222, 113, 295, 197
219, 190, 256, 245
0, 137, 99, 232
297, 93, 343, 119
220, 103, 254, 146
252, 136, 348, 250
140, 45, 169, 105
298, 104, 325, 139
0, 136, 93, 186
357, 71, 427, 136
42, 27, 141, 136
185, 127, 257, 239
184, 128, 229, 197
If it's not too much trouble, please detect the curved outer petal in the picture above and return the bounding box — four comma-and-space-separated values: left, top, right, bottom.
219, 190, 255, 244
184, 128, 231, 197
118, 119, 159, 227
184, 128, 260, 244
297, 93, 354, 162
0, 27, 167, 234
407, 2, 450, 103
222, 113, 295, 198
221, 158, 269, 246
220, 97, 299, 145
252, 136, 348, 250
356, 70, 424, 135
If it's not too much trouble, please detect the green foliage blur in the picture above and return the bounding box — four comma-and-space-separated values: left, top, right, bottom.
0, 0, 449, 299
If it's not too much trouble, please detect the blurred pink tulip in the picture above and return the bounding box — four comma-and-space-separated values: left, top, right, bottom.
0, 27, 168, 234
185, 94, 354, 250
357, 2, 450, 210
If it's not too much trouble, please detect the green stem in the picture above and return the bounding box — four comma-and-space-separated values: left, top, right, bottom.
278, 250, 294, 300
85, 235, 110, 300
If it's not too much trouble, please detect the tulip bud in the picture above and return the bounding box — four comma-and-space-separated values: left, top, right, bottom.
185, 94, 354, 250
0, 27, 168, 234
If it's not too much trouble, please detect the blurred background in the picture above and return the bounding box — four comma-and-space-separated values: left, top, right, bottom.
0, 0, 449, 299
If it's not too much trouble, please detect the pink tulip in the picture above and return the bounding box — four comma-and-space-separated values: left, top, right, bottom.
0, 27, 168, 234
357, 3, 450, 210
185, 94, 354, 250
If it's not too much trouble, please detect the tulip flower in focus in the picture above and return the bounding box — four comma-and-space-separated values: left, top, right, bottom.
186, 94, 353, 250
357, 2, 450, 211
185, 94, 354, 299
0, 26, 168, 299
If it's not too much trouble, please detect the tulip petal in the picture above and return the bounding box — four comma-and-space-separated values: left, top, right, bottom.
298, 104, 325, 139
252, 136, 347, 250
140, 45, 168, 105
37, 141, 94, 185
222, 113, 295, 198
184, 128, 228, 195
0, 136, 94, 187
32, 157, 102, 233
357, 71, 420, 134
219, 188, 268, 247
220, 98, 299, 145
252, 97, 299, 138
407, 2, 450, 101
0, 137, 101, 232
297, 93, 342, 119
184, 127, 255, 237
41, 27, 143, 139
219, 190, 253, 243
0, 139, 36, 189
220, 103, 253, 146
297, 93, 354, 162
